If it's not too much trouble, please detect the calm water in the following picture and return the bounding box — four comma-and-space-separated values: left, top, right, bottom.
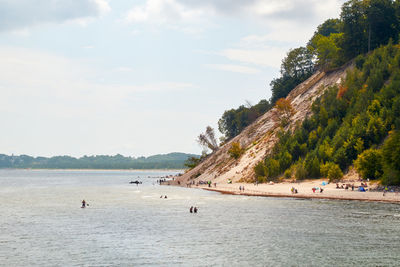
1, 169, 400, 266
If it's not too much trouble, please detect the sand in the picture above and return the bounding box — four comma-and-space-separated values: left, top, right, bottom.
180, 179, 400, 203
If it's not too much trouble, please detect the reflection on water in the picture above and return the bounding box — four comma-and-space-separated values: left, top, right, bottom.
1, 169, 400, 266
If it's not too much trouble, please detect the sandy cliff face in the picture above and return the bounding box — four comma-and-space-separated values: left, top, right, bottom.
177, 65, 352, 185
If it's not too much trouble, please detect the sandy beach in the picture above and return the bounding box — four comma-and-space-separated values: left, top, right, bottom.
179, 179, 400, 203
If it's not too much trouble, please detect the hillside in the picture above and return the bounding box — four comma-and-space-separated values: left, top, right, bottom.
176, 64, 352, 185
0, 152, 197, 169
175, 0, 400, 186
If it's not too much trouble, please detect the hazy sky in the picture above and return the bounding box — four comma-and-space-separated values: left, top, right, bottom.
0, 0, 345, 157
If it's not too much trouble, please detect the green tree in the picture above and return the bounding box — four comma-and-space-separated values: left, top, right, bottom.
281, 47, 314, 79
312, 33, 344, 69
354, 148, 383, 180
381, 130, 400, 185
328, 164, 343, 181
340, 0, 369, 59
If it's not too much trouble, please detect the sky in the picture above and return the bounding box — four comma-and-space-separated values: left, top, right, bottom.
0, 0, 346, 157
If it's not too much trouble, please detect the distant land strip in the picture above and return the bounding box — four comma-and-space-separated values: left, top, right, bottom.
0, 152, 198, 170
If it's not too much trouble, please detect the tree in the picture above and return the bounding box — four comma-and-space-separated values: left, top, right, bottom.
312, 33, 344, 70
340, 0, 398, 60
321, 161, 343, 181
381, 130, 400, 185
340, 0, 369, 59
354, 148, 383, 180
269, 47, 314, 104
366, 0, 399, 51
197, 126, 219, 153
312, 18, 342, 40
327, 164, 343, 181
281, 47, 314, 79
184, 156, 201, 169
275, 98, 295, 127
218, 100, 271, 140
270, 75, 300, 104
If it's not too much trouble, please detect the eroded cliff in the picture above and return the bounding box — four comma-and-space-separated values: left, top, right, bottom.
177, 65, 352, 185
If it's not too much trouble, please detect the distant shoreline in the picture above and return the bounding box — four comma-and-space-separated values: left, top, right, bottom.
0, 168, 184, 172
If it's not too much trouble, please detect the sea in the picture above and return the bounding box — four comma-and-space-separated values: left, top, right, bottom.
1, 169, 400, 267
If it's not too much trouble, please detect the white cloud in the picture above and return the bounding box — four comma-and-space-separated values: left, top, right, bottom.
125, 0, 345, 26
82, 45, 95, 49
114, 67, 134, 73
125, 0, 211, 24
0, 0, 111, 32
210, 0, 346, 69
206, 64, 260, 74
220, 47, 286, 68
0, 47, 193, 117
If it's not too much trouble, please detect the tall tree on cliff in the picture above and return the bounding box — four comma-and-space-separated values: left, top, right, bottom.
197, 126, 219, 153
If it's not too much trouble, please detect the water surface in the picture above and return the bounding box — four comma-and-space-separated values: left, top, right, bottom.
1, 169, 400, 266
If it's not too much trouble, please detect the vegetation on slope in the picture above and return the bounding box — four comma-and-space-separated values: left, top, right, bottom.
255, 43, 400, 185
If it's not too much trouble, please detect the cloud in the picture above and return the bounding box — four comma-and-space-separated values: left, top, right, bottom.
208, 0, 346, 69
125, 0, 345, 26
0, 47, 193, 117
219, 47, 288, 69
206, 64, 260, 74
125, 0, 211, 24
0, 0, 111, 32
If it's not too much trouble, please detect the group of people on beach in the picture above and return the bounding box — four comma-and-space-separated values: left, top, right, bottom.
189, 206, 198, 213
239, 186, 245, 191
312, 187, 323, 193
291, 187, 298, 194
160, 195, 168, 199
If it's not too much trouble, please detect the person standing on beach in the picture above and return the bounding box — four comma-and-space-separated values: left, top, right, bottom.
81, 200, 86, 208
194, 207, 198, 213
190, 206, 193, 213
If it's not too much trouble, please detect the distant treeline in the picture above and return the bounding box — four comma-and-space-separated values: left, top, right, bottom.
0, 152, 198, 169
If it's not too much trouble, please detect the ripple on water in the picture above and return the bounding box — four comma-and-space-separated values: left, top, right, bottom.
1, 170, 400, 266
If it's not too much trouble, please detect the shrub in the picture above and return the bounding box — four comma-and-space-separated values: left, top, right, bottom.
327, 164, 343, 182
321, 162, 343, 182
228, 142, 244, 159
254, 161, 267, 179
275, 98, 295, 127
265, 158, 280, 179
295, 160, 308, 180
